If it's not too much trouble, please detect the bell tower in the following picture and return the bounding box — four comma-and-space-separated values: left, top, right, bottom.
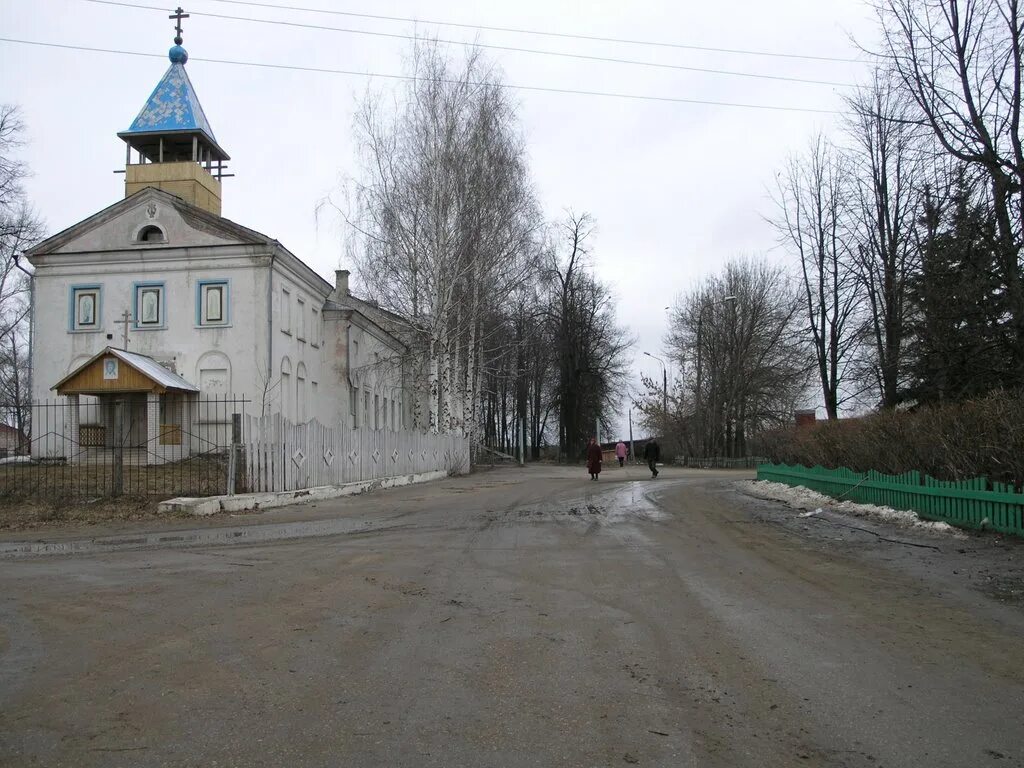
117, 7, 229, 216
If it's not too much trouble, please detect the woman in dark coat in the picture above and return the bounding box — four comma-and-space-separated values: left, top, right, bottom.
586, 437, 603, 480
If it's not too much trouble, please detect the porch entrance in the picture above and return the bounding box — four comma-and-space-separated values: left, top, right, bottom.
51, 347, 200, 467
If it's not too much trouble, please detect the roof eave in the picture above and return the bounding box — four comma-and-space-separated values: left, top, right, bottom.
117, 128, 231, 162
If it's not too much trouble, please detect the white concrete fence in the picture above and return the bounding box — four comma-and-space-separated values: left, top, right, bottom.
242, 413, 470, 493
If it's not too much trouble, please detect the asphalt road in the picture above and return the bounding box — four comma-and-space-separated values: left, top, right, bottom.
1, 466, 1022, 767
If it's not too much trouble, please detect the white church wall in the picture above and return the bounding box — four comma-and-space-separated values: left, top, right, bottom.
31, 246, 272, 410
339, 319, 406, 432
26, 190, 422, 455
268, 257, 333, 425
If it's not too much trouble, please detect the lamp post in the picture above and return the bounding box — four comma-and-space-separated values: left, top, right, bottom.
643, 351, 667, 430
695, 295, 737, 456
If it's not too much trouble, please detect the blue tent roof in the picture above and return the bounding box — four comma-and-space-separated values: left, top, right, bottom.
119, 48, 228, 160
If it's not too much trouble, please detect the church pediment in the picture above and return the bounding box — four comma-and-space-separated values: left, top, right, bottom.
26, 187, 272, 258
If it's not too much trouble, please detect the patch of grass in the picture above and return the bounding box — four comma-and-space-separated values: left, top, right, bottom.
0, 495, 194, 530
0, 455, 231, 530
0, 455, 228, 499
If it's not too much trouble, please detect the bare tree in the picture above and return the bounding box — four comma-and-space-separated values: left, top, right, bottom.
545, 212, 631, 459
844, 71, 925, 407
772, 134, 864, 419
0, 105, 43, 436
872, 0, 1024, 383
656, 257, 810, 457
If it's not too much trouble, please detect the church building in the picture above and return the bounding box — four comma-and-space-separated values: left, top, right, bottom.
24, 18, 412, 463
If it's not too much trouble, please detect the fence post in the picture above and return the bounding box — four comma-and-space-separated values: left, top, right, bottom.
226, 412, 241, 495
112, 398, 124, 497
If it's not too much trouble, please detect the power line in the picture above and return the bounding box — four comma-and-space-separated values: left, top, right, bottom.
81, 0, 858, 88
195, 0, 866, 65
0, 37, 843, 115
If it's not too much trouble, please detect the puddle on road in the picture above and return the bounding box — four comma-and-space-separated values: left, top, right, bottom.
598, 481, 669, 523
510, 481, 670, 525
1, 480, 677, 559
0, 516, 402, 559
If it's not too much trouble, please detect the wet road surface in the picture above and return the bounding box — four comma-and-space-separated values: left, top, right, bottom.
0, 466, 1022, 767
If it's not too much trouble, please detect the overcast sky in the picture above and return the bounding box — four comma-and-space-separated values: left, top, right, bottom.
1, 0, 881, 437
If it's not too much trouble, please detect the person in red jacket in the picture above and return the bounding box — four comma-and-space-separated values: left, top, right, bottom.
586, 437, 603, 481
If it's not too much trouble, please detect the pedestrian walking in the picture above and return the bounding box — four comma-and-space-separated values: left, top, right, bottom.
586, 437, 603, 480
615, 440, 627, 468
643, 438, 660, 478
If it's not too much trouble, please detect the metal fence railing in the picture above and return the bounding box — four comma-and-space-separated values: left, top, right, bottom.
0, 396, 249, 501
675, 456, 767, 469
758, 462, 1024, 537
0, 397, 472, 503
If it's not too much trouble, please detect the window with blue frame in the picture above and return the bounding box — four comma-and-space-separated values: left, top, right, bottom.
196, 280, 229, 326
70, 285, 101, 331
134, 283, 165, 328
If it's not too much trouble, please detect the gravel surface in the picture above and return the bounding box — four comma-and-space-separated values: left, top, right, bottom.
1, 465, 1022, 767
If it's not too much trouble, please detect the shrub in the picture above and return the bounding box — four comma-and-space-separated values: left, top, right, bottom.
761, 390, 1024, 488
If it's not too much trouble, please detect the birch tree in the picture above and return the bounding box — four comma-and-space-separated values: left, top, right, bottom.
0, 105, 43, 435
347, 41, 538, 439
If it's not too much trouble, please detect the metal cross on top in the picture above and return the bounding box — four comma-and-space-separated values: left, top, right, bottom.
170, 6, 190, 45
117, 310, 133, 350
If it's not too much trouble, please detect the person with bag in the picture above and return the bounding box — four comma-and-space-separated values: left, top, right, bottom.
643, 438, 660, 478
586, 437, 603, 480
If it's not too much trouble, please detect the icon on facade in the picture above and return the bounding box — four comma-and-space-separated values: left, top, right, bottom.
103, 358, 119, 380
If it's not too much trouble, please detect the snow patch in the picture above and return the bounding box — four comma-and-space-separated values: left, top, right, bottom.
0, 455, 33, 465
738, 479, 965, 536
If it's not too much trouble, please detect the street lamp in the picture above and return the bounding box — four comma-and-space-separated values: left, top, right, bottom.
643, 351, 668, 429
695, 295, 737, 456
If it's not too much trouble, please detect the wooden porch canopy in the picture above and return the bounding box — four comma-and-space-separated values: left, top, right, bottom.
53, 347, 200, 396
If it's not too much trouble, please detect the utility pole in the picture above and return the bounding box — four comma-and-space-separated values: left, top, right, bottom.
643, 352, 667, 434
516, 317, 527, 466
662, 367, 667, 421
628, 408, 635, 465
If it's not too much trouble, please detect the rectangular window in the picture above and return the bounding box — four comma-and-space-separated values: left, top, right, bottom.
374, 394, 380, 430
382, 397, 387, 430
197, 280, 229, 326
281, 287, 291, 334
70, 285, 101, 331
349, 383, 356, 419
297, 297, 306, 341
311, 308, 319, 347
363, 389, 371, 428
134, 283, 164, 328
392, 399, 397, 430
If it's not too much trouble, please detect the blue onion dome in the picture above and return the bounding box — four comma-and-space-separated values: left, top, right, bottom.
169, 45, 188, 64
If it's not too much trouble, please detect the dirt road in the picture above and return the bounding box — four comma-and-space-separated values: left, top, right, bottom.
1, 466, 1022, 767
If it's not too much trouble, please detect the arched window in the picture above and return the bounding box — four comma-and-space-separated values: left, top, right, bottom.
280, 357, 292, 419
196, 351, 231, 394
296, 363, 307, 423
136, 225, 166, 243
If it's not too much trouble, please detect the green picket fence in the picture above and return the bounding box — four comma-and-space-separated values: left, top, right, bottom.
757, 463, 1024, 537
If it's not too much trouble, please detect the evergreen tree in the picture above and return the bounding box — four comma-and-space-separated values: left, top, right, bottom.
905, 177, 1013, 403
